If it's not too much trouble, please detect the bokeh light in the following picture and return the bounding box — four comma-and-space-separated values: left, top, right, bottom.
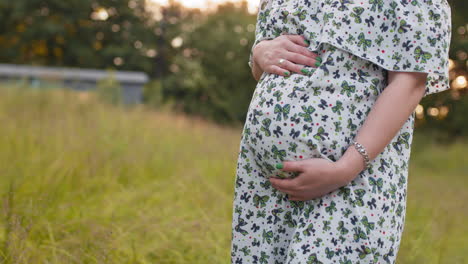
91, 7, 109, 21
452, 75, 467, 89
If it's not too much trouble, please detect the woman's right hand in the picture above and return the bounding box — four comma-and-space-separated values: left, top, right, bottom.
252, 35, 321, 77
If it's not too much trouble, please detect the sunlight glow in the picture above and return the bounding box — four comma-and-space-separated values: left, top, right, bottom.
150, 0, 259, 13
171, 36, 184, 48
427, 107, 439, 117
415, 104, 424, 119
452, 75, 467, 89
91, 8, 109, 21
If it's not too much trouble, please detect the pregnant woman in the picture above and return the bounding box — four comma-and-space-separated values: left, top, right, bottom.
230, 0, 452, 263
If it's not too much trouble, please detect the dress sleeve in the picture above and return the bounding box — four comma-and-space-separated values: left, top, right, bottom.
248, 0, 275, 69
317, 0, 452, 98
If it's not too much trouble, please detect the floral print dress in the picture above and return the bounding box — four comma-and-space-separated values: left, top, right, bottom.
230, 0, 451, 263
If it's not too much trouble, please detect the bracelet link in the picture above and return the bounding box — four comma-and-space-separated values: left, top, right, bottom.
352, 140, 371, 170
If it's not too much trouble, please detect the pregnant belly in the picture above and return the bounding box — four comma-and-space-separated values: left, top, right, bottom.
243, 68, 380, 179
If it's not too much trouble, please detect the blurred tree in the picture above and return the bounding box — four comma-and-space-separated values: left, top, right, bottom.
150, 1, 258, 125
151, 0, 191, 78
0, 0, 157, 73
143, 0, 197, 109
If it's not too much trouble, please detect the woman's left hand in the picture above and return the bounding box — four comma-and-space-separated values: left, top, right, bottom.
269, 158, 356, 201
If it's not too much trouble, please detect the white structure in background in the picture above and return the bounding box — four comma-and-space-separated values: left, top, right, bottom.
0, 64, 149, 105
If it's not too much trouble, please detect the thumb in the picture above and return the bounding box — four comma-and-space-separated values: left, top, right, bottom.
277, 160, 306, 172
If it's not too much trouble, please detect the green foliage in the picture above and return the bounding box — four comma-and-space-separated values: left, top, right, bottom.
96, 72, 122, 105
155, 1, 258, 124
0, 0, 156, 73
417, 89, 468, 141
142, 79, 165, 107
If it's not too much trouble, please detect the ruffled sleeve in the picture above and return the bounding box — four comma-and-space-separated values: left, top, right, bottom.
316, 0, 453, 98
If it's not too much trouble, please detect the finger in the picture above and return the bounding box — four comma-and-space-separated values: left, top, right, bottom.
281, 160, 307, 173
283, 39, 318, 58
270, 177, 301, 193
284, 50, 320, 68
269, 177, 288, 193
280, 35, 318, 60
270, 181, 289, 194
275, 58, 305, 75
282, 34, 309, 47
268, 64, 292, 77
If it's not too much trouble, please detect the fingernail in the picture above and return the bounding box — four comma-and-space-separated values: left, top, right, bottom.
316, 57, 322, 62
301, 68, 309, 75
315, 61, 321, 67
284, 71, 290, 76
275, 163, 284, 169
303, 39, 310, 45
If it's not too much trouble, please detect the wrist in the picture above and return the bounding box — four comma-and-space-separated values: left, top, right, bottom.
252, 45, 261, 70
335, 146, 367, 183
252, 39, 269, 67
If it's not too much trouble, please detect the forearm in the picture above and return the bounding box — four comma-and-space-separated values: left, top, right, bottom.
336, 72, 427, 180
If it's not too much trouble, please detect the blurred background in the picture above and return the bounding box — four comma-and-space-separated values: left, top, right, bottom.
0, 0, 466, 263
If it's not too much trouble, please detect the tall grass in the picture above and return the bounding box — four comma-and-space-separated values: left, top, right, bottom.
0, 85, 466, 263
399, 132, 468, 264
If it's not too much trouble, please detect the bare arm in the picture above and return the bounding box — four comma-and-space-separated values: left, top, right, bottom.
336, 71, 428, 179
270, 69, 429, 201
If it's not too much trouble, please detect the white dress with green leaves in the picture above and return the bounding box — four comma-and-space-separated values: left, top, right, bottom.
231, 0, 451, 263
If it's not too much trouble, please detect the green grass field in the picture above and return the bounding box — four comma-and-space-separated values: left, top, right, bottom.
0, 85, 466, 264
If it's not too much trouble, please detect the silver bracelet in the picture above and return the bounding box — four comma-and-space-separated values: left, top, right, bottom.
352, 140, 371, 170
